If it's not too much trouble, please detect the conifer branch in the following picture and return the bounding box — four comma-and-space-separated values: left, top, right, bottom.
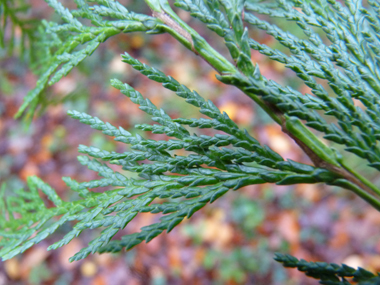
148, 0, 379, 198
3, 1, 380, 281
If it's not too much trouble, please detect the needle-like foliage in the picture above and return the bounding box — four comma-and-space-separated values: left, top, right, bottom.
0, 56, 341, 262
0, 0, 40, 59
275, 253, 380, 284
1, 0, 380, 283
12, 0, 161, 120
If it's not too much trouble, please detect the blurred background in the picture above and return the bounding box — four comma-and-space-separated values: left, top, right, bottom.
1, 0, 380, 284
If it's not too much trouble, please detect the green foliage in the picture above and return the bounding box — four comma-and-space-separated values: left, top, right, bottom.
13, 0, 160, 120
243, 0, 380, 168
176, 0, 380, 170
0, 56, 340, 262
275, 253, 380, 284
0, 0, 39, 59
1, 0, 380, 282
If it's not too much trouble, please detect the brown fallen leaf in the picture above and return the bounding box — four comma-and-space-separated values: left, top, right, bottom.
81, 261, 97, 277
4, 258, 20, 280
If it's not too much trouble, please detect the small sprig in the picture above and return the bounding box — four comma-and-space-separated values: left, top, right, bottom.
1, 71, 343, 262
275, 253, 380, 284
14, 0, 160, 119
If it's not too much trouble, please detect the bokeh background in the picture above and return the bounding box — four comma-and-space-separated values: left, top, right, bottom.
1, 0, 380, 284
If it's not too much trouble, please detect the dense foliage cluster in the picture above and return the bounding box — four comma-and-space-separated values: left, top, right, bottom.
1, 0, 380, 283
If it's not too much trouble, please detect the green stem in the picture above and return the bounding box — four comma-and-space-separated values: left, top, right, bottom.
339, 160, 380, 197
284, 116, 340, 167
332, 179, 380, 211
145, 0, 236, 73
143, 0, 282, 125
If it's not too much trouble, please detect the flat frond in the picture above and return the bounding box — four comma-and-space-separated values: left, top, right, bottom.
1, 60, 343, 261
